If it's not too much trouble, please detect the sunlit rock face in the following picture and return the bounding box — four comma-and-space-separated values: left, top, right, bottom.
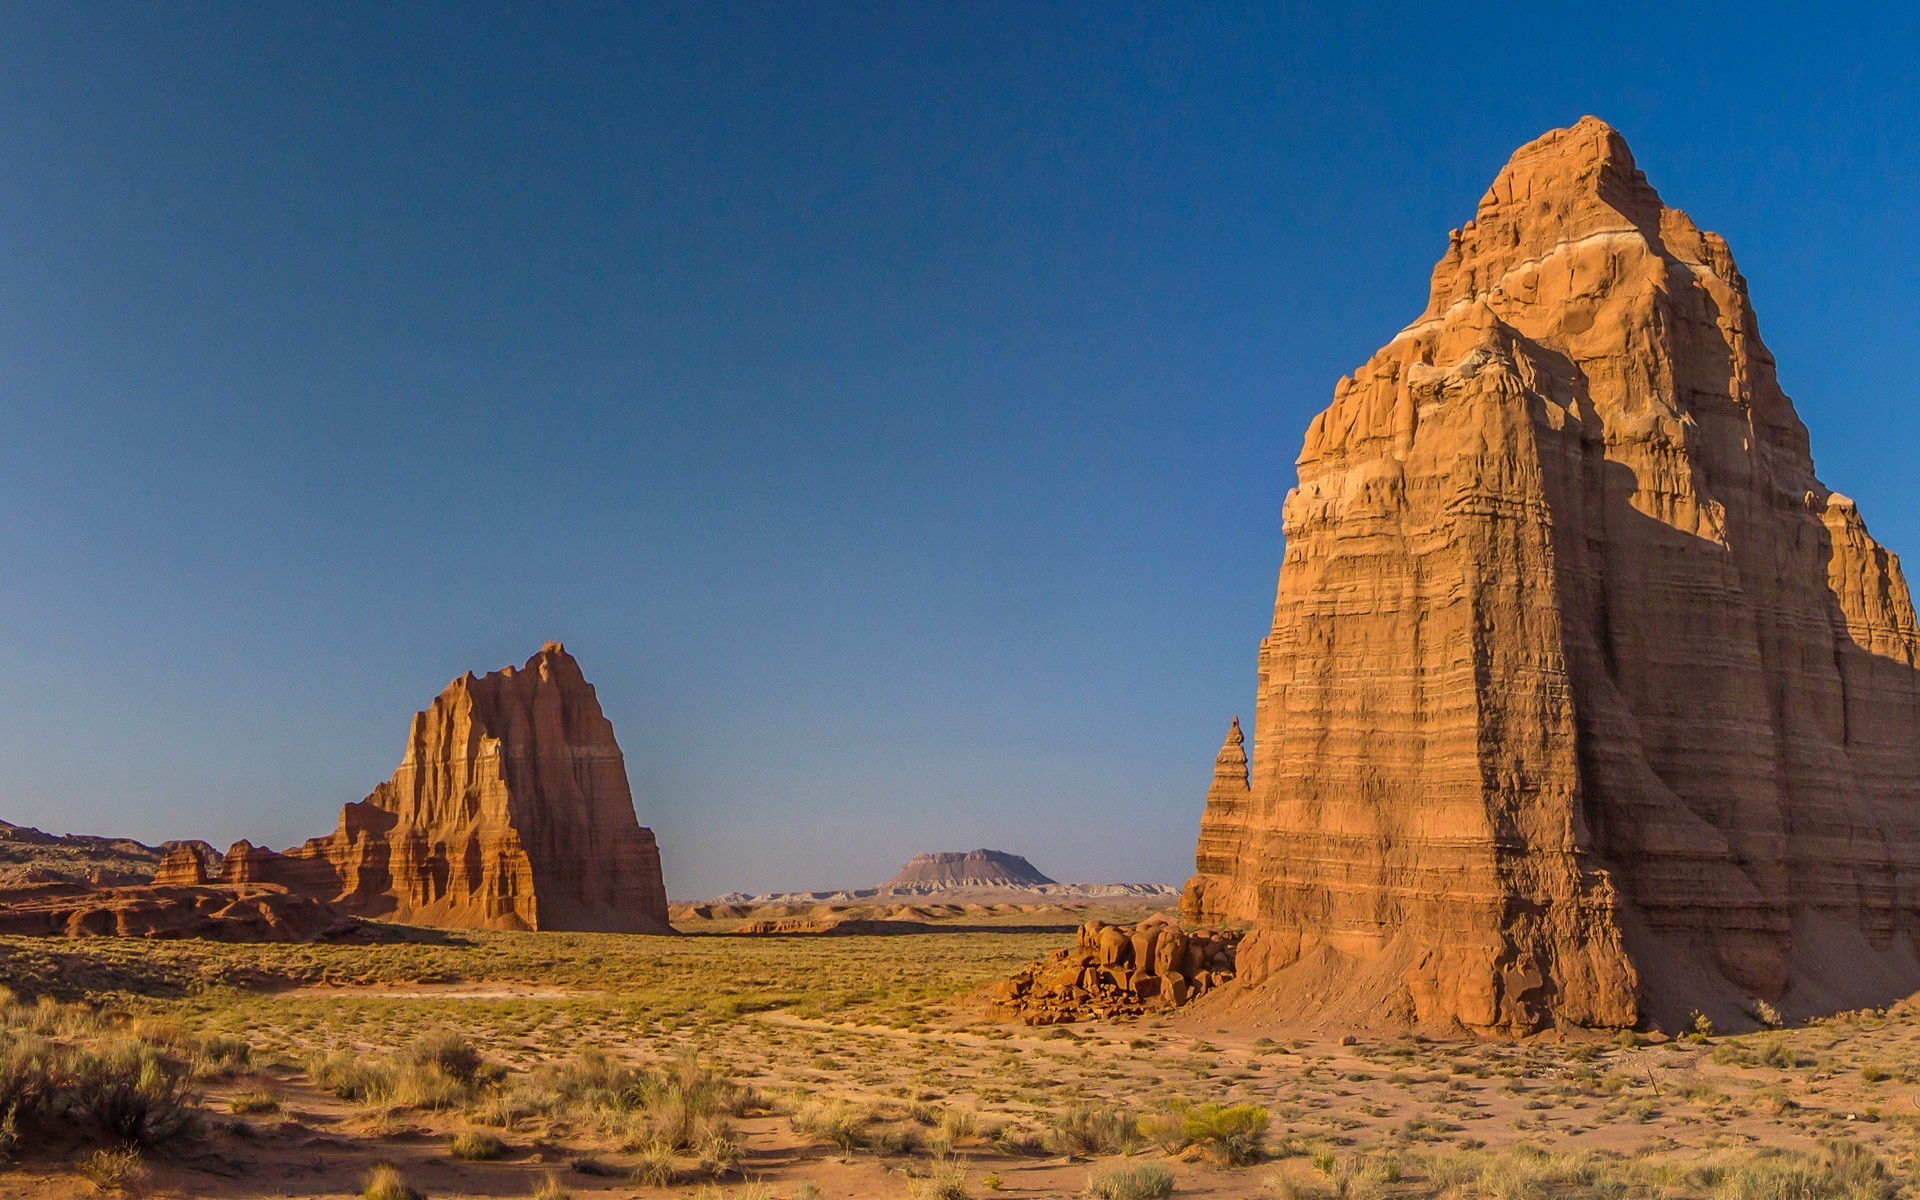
1185, 117, 1920, 1034
223, 643, 672, 933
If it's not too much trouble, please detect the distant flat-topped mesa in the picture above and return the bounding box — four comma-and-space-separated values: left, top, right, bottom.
1183, 117, 1920, 1035
159, 643, 671, 932
884, 849, 1057, 891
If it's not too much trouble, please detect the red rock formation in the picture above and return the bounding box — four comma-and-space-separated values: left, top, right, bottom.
152, 841, 222, 885
0, 879, 361, 942
988, 915, 1244, 1024
228, 644, 671, 933
1185, 118, 1920, 1034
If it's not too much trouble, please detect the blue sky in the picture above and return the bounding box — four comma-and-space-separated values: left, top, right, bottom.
2, 3, 1916, 897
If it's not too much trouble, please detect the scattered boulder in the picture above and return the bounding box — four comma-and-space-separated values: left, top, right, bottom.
987, 915, 1244, 1024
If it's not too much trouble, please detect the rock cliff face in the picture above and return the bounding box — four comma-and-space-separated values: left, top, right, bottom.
222, 644, 671, 932
884, 850, 1057, 890
1184, 118, 1920, 1034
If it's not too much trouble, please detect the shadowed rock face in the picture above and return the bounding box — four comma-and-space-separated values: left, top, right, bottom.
193, 644, 671, 933
1184, 117, 1920, 1034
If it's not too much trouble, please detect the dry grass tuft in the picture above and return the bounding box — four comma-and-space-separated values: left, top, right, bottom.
1086, 1162, 1174, 1200
78, 1147, 148, 1194
363, 1162, 426, 1200
449, 1129, 509, 1160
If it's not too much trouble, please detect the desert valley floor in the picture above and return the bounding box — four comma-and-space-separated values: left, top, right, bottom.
1, 902, 1916, 1199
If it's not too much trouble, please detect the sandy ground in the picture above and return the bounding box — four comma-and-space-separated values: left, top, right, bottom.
5, 920, 1920, 1197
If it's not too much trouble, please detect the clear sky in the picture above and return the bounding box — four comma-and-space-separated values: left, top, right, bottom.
2, 3, 1917, 898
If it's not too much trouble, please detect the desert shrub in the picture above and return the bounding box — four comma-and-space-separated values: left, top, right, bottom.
532, 1173, 574, 1200
909, 1100, 943, 1126
909, 1162, 973, 1200
449, 1130, 509, 1160
189, 1033, 252, 1077
697, 1122, 744, 1177
79, 1146, 148, 1193
126, 1018, 187, 1049
1711, 1141, 1895, 1200
988, 1122, 1046, 1156
0, 1032, 62, 1128
363, 1163, 425, 1200
628, 1138, 678, 1186
595, 1051, 747, 1150
1263, 1171, 1329, 1200
310, 1049, 397, 1103
381, 1031, 502, 1111
408, 1031, 484, 1084
1161, 1102, 1267, 1166
1046, 1104, 1139, 1158
229, 1090, 280, 1114
1086, 1163, 1174, 1200
66, 1040, 201, 1146
527, 1049, 656, 1113
791, 1098, 870, 1154
1759, 1040, 1799, 1069
941, 1106, 979, 1143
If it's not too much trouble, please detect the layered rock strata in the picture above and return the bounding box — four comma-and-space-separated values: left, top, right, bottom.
0, 880, 361, 942
218, 644, 671, 932
988, 915, 1243, 1024
1184, 117, 1920, 1034
883, 850, 1057, 889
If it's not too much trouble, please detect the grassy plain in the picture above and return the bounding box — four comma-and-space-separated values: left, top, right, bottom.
1, 916, 1918, 1198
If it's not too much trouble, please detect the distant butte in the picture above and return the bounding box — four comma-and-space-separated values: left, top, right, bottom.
1185, 117, 1920, 1034
884, 849, 1057, 890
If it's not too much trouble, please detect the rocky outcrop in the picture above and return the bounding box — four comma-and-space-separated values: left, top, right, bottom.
221, 644, 671, 933
884, 850, 1056, 889
0, 880, 362, 942
1184, 117, 1920, 1035
0, 820, 181, 887
152, 841, 222, 885
988, 915, 1244, 1024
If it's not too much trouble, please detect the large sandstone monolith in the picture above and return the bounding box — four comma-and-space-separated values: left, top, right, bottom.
1184, 117, 1920, 1035
227, 644, 672, 932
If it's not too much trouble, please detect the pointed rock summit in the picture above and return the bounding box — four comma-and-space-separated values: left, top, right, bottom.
1185, 118, 1920, 1033
188, 644, 671, 932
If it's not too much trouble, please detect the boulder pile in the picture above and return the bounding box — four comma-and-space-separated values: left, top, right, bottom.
988, 913, 1243, 1023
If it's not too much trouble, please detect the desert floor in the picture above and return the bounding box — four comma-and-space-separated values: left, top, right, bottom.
0, 908, 1915, 1199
